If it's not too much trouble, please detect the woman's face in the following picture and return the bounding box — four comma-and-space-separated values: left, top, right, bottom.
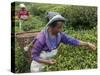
52, 21, 63, 34
21, 7, 26, 10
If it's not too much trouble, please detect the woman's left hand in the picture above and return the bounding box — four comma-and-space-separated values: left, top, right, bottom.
87, 42, 96, 50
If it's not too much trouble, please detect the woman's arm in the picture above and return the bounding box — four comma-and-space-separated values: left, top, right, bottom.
61, 32, 96, 50
61, 32, 80, 46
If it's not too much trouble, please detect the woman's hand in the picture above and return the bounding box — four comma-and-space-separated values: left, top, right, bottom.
48, 59, 56, 65
79, 41, 96, 51
38, 59, 56, 65
87, 42, 96, 50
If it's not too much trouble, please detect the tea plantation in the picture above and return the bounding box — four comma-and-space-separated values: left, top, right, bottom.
14, 2, 97, 73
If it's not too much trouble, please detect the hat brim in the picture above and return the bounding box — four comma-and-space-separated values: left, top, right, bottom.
47, 15, 65, 25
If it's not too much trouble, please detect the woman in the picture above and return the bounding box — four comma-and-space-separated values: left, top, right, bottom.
16, 3, 29, 20
29, 12, 96, 72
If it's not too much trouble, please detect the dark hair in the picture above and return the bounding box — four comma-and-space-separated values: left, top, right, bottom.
48, 20, 64, 28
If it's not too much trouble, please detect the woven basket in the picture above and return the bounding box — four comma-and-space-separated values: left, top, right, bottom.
15, 31, 39, 64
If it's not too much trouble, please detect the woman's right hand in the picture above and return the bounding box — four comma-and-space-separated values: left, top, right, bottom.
38, 58, 56, 65
48, 59, 56, 65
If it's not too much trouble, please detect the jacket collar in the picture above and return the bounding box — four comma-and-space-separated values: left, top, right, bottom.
43, 28, 61, 50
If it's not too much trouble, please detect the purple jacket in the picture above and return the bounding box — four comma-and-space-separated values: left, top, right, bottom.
32, 28, 80, 62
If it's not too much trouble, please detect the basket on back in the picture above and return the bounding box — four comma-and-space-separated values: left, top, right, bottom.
15, 31, 39, 64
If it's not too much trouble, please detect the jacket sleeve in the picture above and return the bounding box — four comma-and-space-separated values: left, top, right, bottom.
31, 32, 45, 62
31, 39, 44, 62
60, 32, 80, 46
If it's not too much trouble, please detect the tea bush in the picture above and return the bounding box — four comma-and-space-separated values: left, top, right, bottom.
30, 3, 97, 29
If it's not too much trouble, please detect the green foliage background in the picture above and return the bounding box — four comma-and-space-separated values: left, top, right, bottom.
14, 2, 97, 73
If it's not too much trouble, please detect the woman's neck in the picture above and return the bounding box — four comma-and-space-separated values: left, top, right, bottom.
48, 28, 56, 37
